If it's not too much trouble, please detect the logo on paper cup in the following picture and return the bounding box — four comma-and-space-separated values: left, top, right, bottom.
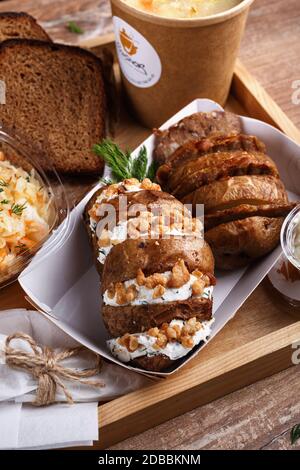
113, 16, 161, 88
119, 28, 138, 55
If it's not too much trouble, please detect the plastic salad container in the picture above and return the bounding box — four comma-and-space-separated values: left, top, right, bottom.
0, 125, 72, 288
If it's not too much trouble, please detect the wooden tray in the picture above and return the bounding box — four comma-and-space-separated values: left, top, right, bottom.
2, 35, 300, 449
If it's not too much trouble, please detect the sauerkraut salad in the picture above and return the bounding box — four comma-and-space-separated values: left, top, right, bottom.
0, 152, 51, 277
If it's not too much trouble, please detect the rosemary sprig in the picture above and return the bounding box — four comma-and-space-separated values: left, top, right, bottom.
11, 202, 27, 216
93, 139, 157, 183
66, 21, 84, 34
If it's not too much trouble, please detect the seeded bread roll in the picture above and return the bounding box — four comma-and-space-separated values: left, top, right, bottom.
0, 39, 106, 173
84, 178, 215, 372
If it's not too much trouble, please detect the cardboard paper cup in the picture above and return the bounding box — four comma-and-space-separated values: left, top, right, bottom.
111, 0, 255, 127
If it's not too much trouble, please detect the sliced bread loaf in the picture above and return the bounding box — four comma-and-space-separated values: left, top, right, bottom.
0, 39, 106, 173
0, 12, 51, 42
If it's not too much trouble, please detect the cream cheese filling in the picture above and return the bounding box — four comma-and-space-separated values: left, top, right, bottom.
103, 272, 213, 306
107, 318, 214, 363
95, 184, 143, 206
90, 178, 161, 232
89, 181, 145, 232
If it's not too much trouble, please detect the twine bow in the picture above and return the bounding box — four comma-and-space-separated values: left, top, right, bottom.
5, 332, 105, 406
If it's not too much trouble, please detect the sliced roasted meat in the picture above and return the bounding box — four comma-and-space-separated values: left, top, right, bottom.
161, 134, 266, 168
205, 216, 283, 270
159, 151, 278, 198
205, 202, 298, 230
156, 134, 267, 187
153, 111, 294, 271
154, 111, 242, 164
182, 175, 288, 213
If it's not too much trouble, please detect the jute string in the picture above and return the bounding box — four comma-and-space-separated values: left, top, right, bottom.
5, 332, 105, 406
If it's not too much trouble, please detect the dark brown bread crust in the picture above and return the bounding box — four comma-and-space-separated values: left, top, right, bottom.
0, 39, 106, 173
0, 12, 51, 42
102, 237, 215, 290
103, 296, 213, 337
154, 111, 242, 164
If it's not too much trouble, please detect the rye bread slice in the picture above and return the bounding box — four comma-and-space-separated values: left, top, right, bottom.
0, 12, 51, 42
0, 39, 106, 174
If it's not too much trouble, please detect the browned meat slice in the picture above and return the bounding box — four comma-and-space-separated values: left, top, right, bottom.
205, 217, 283, 270
182, 175, 288, 213
159, 151, 278, 198
154, 111, 242, 164
205, 202, 297, 230
162, 134, 266, 169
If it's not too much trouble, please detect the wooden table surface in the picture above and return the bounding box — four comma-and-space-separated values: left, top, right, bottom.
1, 0, 300, 450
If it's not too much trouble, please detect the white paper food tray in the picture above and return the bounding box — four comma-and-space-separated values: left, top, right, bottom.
19, 99, 300, 377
